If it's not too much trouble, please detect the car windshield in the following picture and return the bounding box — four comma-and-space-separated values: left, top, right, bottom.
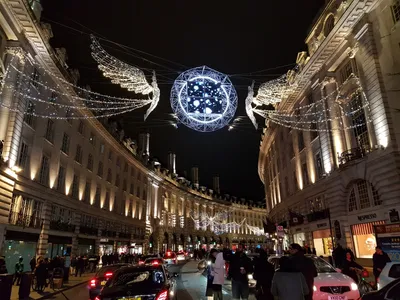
309, 256, 336, 273
97, 265, 125, 277
109, 268, 165, 287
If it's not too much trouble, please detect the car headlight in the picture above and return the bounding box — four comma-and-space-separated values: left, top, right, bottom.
207, 261, 211, 265
313, 285, 317, 292
351, 282, 358, 291
248, 274, 253, 280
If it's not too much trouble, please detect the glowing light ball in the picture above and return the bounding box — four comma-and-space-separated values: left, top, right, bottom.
170, 66, 238, 132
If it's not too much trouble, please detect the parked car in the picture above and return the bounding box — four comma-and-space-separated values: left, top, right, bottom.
362, 277, 400, 300
377, 261, 400, 290
176, 251, 187, 261
163, 251, 177, 265
88, 263, 129, 300
268, 255, 360, 300
145, 257, 165, 267
138, 254, 159, 265
94, 264, 178, 300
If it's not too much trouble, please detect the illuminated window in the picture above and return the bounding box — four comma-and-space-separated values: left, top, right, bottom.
350, 93, 369, 148
391, 1, 400, 23
17, 142, 30, 168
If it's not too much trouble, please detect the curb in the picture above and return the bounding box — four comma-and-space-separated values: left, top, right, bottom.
37, 280, 88, 300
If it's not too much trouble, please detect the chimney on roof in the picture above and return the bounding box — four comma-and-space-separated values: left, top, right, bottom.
213, 175, 220, 194
167, 152, 176, 175
191, 167, 199, 188
138, 133, 150, 158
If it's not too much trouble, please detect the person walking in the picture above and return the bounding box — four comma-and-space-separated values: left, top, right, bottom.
227, 243, 253, 300
210, 249, 224, 300
372, 246, 391, 285
35, 259, 48, 292
253, 249, 274, 300
342, 251, 364, 284
13, 257, 24, 285
289, 243, 317, 300
271, 256, 309, 300
30, 256, 36, 272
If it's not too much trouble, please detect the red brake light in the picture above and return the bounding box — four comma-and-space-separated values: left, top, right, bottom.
94, 297, 100, 300
156, 290, 168, 300
90, 279, 97, 287
105, 272, 113, 277
167, 251, 171, 256
152, 261, 159, 266
139, 260, 145, 265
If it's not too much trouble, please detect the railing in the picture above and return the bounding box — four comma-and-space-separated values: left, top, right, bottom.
8, 211, 42, 229
80, 226, 98, 236
338, 145, 371, 166
49, 219, 76, 232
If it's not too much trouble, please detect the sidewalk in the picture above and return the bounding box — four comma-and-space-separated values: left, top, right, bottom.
10, 273, 94, 300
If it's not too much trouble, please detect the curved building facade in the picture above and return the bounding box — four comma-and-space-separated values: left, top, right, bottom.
258, 0, 400, 264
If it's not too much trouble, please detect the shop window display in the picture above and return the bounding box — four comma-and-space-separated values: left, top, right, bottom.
3, 240, 36, 272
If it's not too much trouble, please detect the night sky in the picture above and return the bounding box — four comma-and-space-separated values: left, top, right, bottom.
41, 0, 325, 203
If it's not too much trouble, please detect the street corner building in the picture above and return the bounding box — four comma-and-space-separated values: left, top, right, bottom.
258, 0, 400, 265
0, 1, 266, 272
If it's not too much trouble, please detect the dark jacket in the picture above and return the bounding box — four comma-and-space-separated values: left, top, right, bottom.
342, 260, 363, 283
227, 251, 253, 283
372, 252, 391, 277
290, 254, 317, 297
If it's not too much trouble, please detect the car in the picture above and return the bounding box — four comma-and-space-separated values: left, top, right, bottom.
88, 263, 129, 300
94, 264, 178, 300
377, 261, 400, 290
163, 251, 177, 265
138, 254, 159, 265
362, 277, 400, 299
145, 257, 166, 267
176, 251, 186, 261
268, 255, 360, 300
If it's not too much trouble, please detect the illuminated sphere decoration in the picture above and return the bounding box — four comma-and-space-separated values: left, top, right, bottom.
170, 66, 238, 132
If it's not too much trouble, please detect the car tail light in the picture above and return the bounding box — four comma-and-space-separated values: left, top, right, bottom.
362, 270, 369, 278
156, 290, 168, 300
138, 260, 145, 265
94, 297, 100, 300
152, 261, 159, 266
90, 279, 97, 287
105, 272, 113, 277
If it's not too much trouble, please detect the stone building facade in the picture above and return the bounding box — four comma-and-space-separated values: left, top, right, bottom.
0, 0, 266, 271
258, 0, 400, 264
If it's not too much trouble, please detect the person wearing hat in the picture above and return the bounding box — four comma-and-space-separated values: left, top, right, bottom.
289, 243, 317, 300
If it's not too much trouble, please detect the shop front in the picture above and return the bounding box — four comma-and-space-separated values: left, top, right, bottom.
47, 235, 72, 258
116, 241, 130, 254
99, 238, 114, 257
3, 230, 38, 272
128, 243, 143, 255
292, 228, 306, 246
310, 221, 333, 257
77, 237, 96, 256
349, 211, 385, 259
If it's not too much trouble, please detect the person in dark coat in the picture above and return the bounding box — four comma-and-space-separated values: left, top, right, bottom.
289, 243, 317, 300
253, 249, 274, 300
35, 259, 48, 292
332, 243, 345, 269
226, 243, 253, 300
342, 251, 363, 284
372, 246, 391, 284
0, 257, 8, 274
30, 257, 36, 272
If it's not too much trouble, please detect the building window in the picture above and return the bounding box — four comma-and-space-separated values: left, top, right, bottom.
39, 155, 50, 186
95, 185, 101, 206
116, 157, 120, 167
57, 166, 66, 192
61, 133, 70, 154
348, 180, 381, 212
392, 1, 400, 23
302, 163, 309, 186
78, 121, 85, 135
84, 180, 91, 203
87, 153, 93, 171
17, 142, 29, 168
30, 68, 40, 89
75, 145, 82, 163
124, 163, 128, 172
107, 168, 112, 183
44, 119, 55, 143
143, 190, 147, 200
100, 143, 105, 154
315, 152, 324, 179
71, 174, 79, 199
115, 174, 120, 187
123, 180, 127, 191
65, 109, 73, 124
108, 151, 113, 161
104, 190, 110, 210
130, 183, 134, 195
298, 131, 305, 152
89, 132, 96, 145
339, 59, 357, 83
137, 172, 141, 181
131, 167, 135, 177
24, 101, 36, 128
97, 161, 103, 177
350, 93, 369, 148
49, 91, 58, 103
323, 14, 335, 37
136, 187, 141, 198
351, 221, 385, 259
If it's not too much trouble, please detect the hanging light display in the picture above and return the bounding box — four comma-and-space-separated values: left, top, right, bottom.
245, 223, 265, 236
189, 210, 243, 235
170, 66, 238, 132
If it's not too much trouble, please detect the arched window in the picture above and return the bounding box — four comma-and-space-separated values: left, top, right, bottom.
348, 180, 382, 212
324, 14, 335, 37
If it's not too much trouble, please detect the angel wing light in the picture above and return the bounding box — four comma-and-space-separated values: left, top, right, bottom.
90, 35, 160, 119
245, 81, 258, 130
